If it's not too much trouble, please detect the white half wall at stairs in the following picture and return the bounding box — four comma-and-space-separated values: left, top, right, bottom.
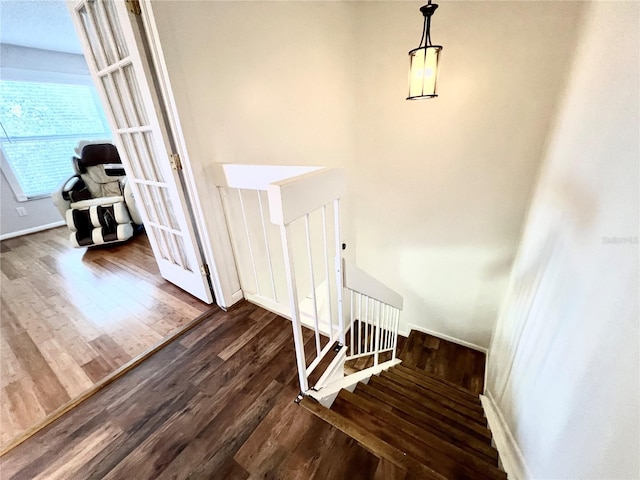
484, 3, 639, 478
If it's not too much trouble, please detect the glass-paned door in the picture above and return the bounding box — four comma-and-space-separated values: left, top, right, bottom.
68, 0, 213, 303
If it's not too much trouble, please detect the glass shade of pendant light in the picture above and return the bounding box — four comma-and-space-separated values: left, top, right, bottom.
407, 1, 442, 100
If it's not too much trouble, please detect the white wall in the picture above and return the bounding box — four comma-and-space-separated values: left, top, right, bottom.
352, 1, 584, 348
485, 2, 639, 478
149, 0, 357, 309
149, 1, 357, 168
0, 172, 63, 237
151, 1, 584, 348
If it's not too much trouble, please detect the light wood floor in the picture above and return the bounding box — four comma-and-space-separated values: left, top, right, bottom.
0, 227, 210, 450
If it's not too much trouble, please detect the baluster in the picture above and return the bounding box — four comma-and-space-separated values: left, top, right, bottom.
238, 189, 260, 295
333, 199, 345, 343
392, 309, 399, 360
279, 223, 308, 392
321, 204, 334, 340
358, 293, 363, 356
350, 289, 355, 357
304, 214, 321, 357
257, 190, 277, 302
374, 300, 381, 366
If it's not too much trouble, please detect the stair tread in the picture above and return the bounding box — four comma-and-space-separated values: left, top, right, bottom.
395, 364, 482, 398
332, 391, 507, 480
385, 369, 484, 413
354, 383, 498, 463
348, 388, 499, 468
374, 373, 487, 426
367, 375, 493, 442
393, 365, 482, 404
381, 370, 486, 420
299, 397, 448, 480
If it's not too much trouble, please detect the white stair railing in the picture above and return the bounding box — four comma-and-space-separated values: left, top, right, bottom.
344, 259, 403, 366
268, 167, 347, 392
212, 164, 402, 396
213, 164, 324, 319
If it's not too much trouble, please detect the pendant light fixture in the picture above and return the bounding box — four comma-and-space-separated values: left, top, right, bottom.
407, 1, 442, 100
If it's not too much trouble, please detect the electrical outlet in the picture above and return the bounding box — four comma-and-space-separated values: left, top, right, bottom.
16, 207, 27, 217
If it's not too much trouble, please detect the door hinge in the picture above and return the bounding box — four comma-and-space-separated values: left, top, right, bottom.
126, 0, 141, 15
200, 264, 210, 276
170, 153, 182, 171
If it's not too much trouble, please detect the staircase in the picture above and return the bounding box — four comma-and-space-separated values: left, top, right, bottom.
300, 332, 506, 480
212, 165, 505, 477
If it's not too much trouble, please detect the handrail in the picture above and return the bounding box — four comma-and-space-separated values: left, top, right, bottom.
343, 258, 403, 311
267, 167, 346, 226
211, 164, 322, 191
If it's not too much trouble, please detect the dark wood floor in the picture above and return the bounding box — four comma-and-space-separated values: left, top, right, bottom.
0, 302, 387, 479
1, 298, 487, 479
398, 331, 485, 396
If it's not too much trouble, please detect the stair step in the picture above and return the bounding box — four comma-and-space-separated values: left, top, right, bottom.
380, 370, 486, 420
386, 367, 484, 416
381, 368, 484, 419
299, 396, 448, 480
354, 383, 498, 464
393, 364, 482, 404
367, 375, 493, 442
332, 390, 507, 480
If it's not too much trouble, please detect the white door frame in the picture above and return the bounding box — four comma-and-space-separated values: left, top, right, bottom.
135, 0, 243, 308
67, 0, 240, 307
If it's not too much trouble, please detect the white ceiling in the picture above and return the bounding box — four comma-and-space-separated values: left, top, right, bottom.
0, 0, 83, 54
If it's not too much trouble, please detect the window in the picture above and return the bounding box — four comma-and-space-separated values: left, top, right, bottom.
0, 77, 111, 200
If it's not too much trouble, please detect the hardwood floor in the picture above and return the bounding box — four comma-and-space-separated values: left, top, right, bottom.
1, 233, 490, 477
300, 332, 499, 479
0, 227, 210, 450
1, 300, 490, 479
0, 302, 386, 480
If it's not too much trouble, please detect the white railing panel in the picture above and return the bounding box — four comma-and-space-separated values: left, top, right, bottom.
220, 187, 288, 309
345, 288, 401, 366
288, 209, 332, 304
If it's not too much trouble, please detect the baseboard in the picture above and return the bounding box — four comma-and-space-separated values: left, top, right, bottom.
0, 220, 65, 241
481, 390, 532, 480
243, 292, 291, 320
406, 323, 488, 354
229, 289, 245, 306
397, 328, 410, 337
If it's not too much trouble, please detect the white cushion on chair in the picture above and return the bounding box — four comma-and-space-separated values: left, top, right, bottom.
70, 232, 81, 247
69, 196, 124, 209
91, 223, 134, 245
65, 209, 77, 232
117, 223, 134, 240
113, 202, 131, 224
89, 206, 101, 228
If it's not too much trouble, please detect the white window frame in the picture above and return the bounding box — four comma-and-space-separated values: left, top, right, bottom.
0, 67, 111, 202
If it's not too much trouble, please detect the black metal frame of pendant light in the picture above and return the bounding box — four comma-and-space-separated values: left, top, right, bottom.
407, 1, 443, 100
